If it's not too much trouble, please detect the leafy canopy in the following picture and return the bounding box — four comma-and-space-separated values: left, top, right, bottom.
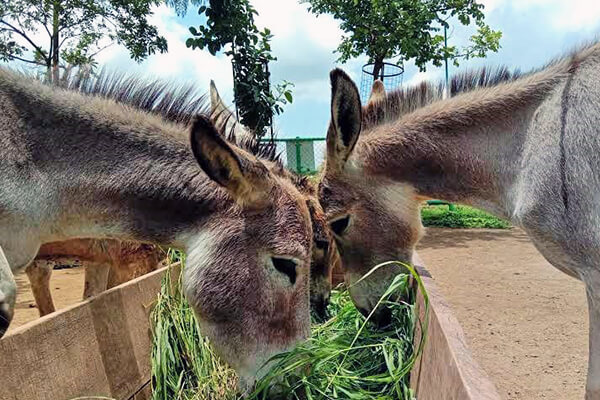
186, 0, 293, 138
303, 0, 502, 72
0, 0, 168, 74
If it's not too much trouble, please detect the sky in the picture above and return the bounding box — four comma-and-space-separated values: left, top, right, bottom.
14, 0, 600, 138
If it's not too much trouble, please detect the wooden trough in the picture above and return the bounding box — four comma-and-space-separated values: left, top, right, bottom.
0, 256, 500, 400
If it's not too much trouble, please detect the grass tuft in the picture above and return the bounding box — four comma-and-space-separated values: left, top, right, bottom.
151, 259, 427, 400
421, 205, 510, 229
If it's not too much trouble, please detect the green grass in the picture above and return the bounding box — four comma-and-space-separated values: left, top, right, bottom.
150, 261, 428, 400
421, 205, 510, 229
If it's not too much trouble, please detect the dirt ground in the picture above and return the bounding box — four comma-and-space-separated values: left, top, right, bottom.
417, 227, 588, 400
9, 266, 85, 332
8, 228, 588, 399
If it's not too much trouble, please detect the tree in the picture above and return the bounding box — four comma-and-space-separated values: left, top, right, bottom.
186, 0, 293, 139
0, 0, 168, 82
164, 0, 205, 17
303, 0, 502, 80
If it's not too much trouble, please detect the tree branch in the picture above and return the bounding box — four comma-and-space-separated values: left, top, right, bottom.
0, 19, 47, 61
88, 42, 114, 58
5, 54, 45, 66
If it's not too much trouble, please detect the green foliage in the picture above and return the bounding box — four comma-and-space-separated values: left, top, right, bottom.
302, 0, 502, 75
165, 0, 206, 17
186, 0, 293, 138
151, 262, 428, 399
421, 205, 510, 229
151, 261, 238, 400
0, 0, 168, 77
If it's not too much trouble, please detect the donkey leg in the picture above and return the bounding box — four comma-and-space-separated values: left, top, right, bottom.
82, 262, 110, 299
585, 287, 600, 400
0, 246, 16, 337
25, 260, 55, 316
585, 277, 600, 400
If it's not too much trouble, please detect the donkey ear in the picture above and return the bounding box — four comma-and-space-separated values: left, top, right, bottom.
209, 80, 234, 118
368, 79, 386, 104
327, 68, 362, 171
190, 115, 268, 206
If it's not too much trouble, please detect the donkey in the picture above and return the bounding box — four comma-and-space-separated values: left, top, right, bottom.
0, 67, 313, 389
66, 73, 337, 318
34, 72, 335, 320
319, 42, 600, 398
210, 81, 338, 317
25, 239, 165, 316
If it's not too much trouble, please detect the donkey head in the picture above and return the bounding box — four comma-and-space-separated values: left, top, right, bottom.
209, 82, 336, 320
184, 116, 313, 390
318, 70, 423, 326
292, 176, 337, 320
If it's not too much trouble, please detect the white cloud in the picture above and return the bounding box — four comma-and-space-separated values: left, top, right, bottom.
406, 69, 442, 87
250, 0, 346, 104
480, 0, 600, 31
98, 5, 234, 105
252, 0, 342, 49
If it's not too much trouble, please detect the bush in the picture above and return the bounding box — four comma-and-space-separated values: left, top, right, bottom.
421, 205, 510, 229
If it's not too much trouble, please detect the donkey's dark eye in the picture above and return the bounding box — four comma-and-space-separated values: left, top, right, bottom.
330, 215, 350, 236
315, 239, 329, 252
272, 257, 297, 285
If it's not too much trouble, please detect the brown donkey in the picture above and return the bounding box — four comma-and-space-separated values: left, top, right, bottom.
209, 81, 338, 317
0, 68, 313, 389
319, 42, 600, 398
25, 239, 165, 316
25, 74, 336, 321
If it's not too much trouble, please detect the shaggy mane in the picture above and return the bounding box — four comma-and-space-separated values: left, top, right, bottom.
363, 41, 600, 132
57, 69, 282, 163
363, 66, 523, 131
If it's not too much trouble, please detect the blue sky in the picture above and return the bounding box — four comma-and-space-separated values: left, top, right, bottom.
42, 1, 600, 138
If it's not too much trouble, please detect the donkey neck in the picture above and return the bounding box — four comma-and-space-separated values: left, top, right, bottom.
357, 110, 532, 217
354, 64, 571, 219
0, 71, 232, 248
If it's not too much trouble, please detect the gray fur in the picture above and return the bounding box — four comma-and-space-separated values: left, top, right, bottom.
0, 68, 313, 389
321, 42, 600, 398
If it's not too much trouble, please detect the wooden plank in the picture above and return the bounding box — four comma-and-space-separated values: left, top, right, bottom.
0, 253, 498, 399
0, 265, 170, 400
130, 381, 152, 400
411, 252, 501, 400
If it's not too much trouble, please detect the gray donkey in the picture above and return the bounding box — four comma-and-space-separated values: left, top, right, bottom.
0, 68, 313, 390
319, 42, 600, 398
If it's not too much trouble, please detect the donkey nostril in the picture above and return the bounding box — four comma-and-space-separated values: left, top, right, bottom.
271, 257, 297, 285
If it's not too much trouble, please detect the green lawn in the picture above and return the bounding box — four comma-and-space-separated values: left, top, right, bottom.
421, 204, 510, 229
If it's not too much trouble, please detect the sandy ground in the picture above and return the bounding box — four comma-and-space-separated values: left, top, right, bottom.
9, 228, 588, 399
417, 227, 588, 400
10, 266, 85, 332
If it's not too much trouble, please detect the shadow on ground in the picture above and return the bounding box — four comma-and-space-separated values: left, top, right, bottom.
418, 227, 530, 250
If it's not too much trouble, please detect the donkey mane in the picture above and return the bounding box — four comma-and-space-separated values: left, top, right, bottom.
363, 41, 600, 133
58, 70, 284, 161
59, 70, 310, 190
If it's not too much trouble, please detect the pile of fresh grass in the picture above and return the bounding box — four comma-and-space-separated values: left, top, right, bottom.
421, 204, 510, 229
151, 260, 428, 400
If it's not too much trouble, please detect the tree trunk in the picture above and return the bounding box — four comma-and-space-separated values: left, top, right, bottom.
51, 1, 60, 84
372, 57, 384, 82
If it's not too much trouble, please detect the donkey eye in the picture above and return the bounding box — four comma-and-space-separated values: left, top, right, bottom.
330, 215, 350, 236
272, 257, 298, 285
315, 239, 329, 252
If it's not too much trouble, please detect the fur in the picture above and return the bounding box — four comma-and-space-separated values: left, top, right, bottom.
320, 41, 600, 398
0, 67, 313, 388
